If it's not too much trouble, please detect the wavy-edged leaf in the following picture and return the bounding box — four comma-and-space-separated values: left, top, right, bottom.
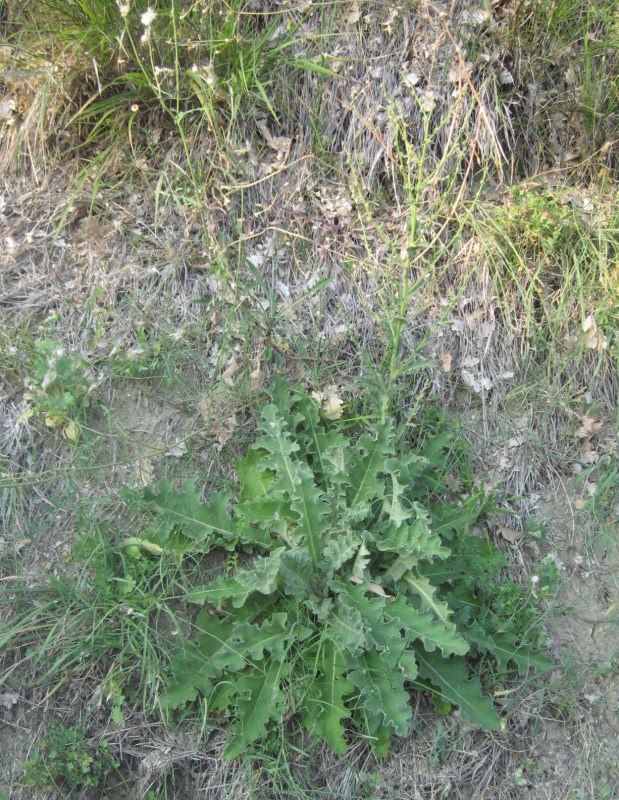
416, 652, 501, 730
327, 602, 368, 654
194, 612, 249, 672
236, 450, 274, 501
255, 405, 330, 563
143, 480, 238, 548
465, 624, 553, 674
186, 576, 249, 609
389, 596, 469, 656
160, 615, 243, 709
418, 535, 507, 585
347, 422, 393, 509
235, 547, 285, 595
253, 405, 302, 496
383, 470, 411, 526
401, 571, 456, 629
349, 650, 413, 736
350, 541, 371, 580
158, 641, 216, 711
322, 533, 359, 573
224, 660, 290, 759
279, 548, 314, 595
229, 613, 290, 662
290, 474, 331, 566
296, 394, 348, 479
376, 503, 450, 561
303, 641, 353, 753
332, 580, 407, 665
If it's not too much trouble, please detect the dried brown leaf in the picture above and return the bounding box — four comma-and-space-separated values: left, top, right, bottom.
498, 526, 523, 544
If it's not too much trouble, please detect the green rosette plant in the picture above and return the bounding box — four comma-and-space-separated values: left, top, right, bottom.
143, 380, 551, 758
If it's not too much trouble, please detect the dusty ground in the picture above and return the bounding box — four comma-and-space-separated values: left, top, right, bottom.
1, 167, 617, 800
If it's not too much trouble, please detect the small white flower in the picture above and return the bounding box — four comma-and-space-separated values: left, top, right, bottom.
117, 2, 130, 17
191, 62, 215, 86
141, 7, 156, 26
530, 575, 540, 585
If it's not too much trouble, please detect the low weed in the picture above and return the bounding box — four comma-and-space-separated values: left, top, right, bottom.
1, 381, 555, 763
141, 380, 551, 756
21, 719, 119, 791
21, 339, 94, 440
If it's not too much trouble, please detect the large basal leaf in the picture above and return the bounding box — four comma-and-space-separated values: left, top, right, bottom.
224, 661, 290, 760
331, 580, 408, 667
349, 650, 413, 737
327, 601, 369, 654
253, 405, 302, 497
159, 613, 246, 709
193, 612, 249, 673
401, 571, 456, 629
303, 641, 353, 753
383, 470, 411, 526
279, 548, 314, 595
321, 533, 360, 573
186, 576, 249, 609
235, 547, 285, 595
290, 473, 331, 566
415, 652, 502, 730
389, 596, 469, 656
430, 493, 495, 540
158, 642, 217, 711
254, 405, 330, 564
418, 534, 507, 585
236, 450, 274, 501
346, 422, 393, 509
228, 613, 291, 662
374, 505, 450, 561
465, 624, 553, 675
296, 394, 349, 480
143, 480, 238, 548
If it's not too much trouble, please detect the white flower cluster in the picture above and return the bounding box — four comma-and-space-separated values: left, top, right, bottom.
140, 7, 156, 43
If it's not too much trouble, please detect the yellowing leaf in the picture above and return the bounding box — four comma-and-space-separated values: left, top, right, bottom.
440, 354, 452, 373
132, 459, 155, 487
576, 415, 604, 438
312, 386, 344, 420
347, 576, 394, 600
17, 406, 35, 424
164, 441, 188, 457
222, 355, 242, 386
583, 316, 608, 351
45, 411, 65, 428
63, 419, 79, 441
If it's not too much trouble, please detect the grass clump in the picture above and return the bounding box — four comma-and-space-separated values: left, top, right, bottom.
1, 0, 323, 177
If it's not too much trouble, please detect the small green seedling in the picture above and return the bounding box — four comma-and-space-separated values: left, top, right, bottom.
22, 720, 119, 791
22, 340, 93, 440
